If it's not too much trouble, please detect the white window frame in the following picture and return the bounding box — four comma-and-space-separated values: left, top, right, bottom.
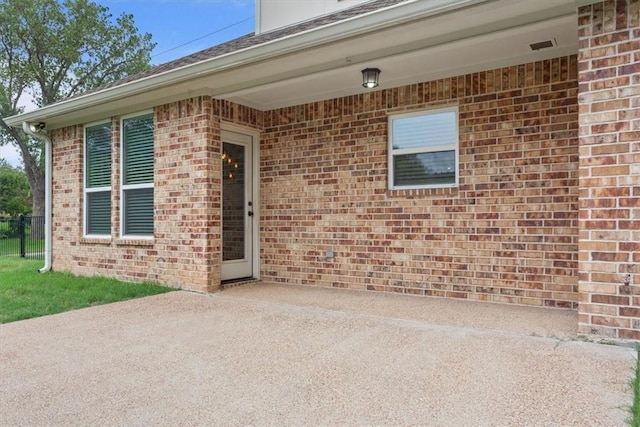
83, 120, 112, 238
388, 106, 459, 190
120, 110, 154, 240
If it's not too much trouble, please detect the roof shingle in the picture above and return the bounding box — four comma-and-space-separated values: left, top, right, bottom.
82, 0, 411, 96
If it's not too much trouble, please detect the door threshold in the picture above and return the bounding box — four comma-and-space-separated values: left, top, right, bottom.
221, 277, 257, 290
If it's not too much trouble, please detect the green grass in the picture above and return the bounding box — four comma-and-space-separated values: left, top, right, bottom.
0, 258, 175, 323
631, 345, 640, 427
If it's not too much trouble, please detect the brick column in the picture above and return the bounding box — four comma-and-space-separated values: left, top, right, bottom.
577, 0, 639, 340
208, 109, 223, 291
155, 96, 220, 293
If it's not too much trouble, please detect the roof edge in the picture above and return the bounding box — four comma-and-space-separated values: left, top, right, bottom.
6, 0, 491, 128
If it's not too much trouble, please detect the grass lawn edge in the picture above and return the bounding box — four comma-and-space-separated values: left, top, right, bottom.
0, 258, 176, 323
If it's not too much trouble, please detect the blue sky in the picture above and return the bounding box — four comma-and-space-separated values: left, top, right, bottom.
1, 0, 256, 167
97, 0, 255, 64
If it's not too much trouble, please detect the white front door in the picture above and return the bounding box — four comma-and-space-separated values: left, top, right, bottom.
221, 129, 255, 281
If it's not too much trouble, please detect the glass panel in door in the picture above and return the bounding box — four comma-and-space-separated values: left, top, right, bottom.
221, 131, 254, 281
222, 142, 246, 262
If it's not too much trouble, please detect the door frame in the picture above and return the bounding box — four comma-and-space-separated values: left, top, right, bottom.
220, 122, 260, 281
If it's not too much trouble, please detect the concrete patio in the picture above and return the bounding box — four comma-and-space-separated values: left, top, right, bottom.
0, 283, 636, 426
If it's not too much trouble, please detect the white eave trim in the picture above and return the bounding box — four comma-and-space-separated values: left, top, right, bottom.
574, 0, 601, 7
5, 0, 490, 127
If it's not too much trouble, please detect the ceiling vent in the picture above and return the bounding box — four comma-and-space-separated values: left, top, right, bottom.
529, 39, 556, 51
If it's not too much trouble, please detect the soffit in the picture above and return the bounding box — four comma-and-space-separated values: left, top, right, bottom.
222, 11, 577, 110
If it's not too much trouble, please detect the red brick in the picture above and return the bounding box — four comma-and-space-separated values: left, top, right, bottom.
591, 252, 628, 262
619, 329, 640, 340
619, 63, 640, 76
620, 307, 640, 318
591, 99, 629, 113
592, 315, 630, 328
591, 295, 629, 305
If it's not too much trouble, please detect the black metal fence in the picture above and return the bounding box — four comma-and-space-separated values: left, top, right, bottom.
0, 215, 45, 259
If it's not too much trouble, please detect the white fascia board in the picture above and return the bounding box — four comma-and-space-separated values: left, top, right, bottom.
5, 0, 490, 128
574, 0, 600, 7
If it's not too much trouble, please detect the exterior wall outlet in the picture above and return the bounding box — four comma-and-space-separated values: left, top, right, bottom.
622, 273, 631, 285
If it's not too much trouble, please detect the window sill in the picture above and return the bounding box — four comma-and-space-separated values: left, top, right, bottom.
115, 238, 155, 247
388, 187, 459, 198
80, 237, 112, 245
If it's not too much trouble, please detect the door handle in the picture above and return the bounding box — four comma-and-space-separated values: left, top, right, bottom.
248, 211, 254, 217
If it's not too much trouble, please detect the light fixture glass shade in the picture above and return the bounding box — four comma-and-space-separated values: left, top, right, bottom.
361, 68, 381, 88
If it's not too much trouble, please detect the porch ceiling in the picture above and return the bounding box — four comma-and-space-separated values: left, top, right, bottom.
6, 0, 579, 129
221, 13, 577, 110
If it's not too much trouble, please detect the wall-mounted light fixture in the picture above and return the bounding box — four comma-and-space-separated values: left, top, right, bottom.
361, 68, 381, 89
29, 122, 46, 133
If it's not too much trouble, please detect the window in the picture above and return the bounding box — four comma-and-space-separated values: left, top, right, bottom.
121, 113, 154, 237
388, 107, 458, 189
84, 122, 112, 236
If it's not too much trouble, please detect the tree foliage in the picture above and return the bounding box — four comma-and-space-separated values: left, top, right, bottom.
0, 162, 32, 216
0, 0, 155, 215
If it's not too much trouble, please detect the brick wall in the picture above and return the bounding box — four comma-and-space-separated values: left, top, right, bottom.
49, 57, 582, 311
50, 96, 221, 293
577, 0, 640, 340
261, 56, 580, 307
50, 96, 265, 291
155, 96, 219, 291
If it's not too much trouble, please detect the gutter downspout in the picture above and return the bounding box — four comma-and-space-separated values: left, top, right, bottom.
22, 122, 52, 273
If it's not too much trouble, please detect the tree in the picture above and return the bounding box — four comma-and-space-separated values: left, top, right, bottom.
0, 162, 32, 217
0, 0, 155, 219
